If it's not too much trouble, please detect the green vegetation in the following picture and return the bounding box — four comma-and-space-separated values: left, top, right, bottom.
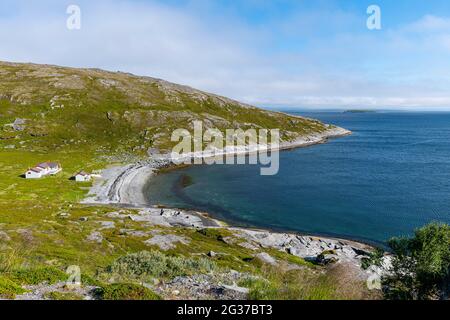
0, 276, 26, 299
361, 248, 384, 270
44, 291, 85, 300
0, 61, 328, 155
8, 267, 67, 285
0, 60, 431, 301
95, 283, 161, 300
239, 264, 376, 300
383, 222, 450, 300
107, 250, 217, 281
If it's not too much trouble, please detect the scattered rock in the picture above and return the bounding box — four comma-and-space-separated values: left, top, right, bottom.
238, 241, 259, 251
58, 212, 70, 218
98, 221, 115, 230
255, 252, 277, 266
0, 231, 11, 241
317, 254, 339, 265
221, 283, 249, 295
119, 229, 150, 237
155, 272, 248, 300
86, 231, 103, 244
16, 229, 33, 242
144, 234, 189, 250
207, 251, 217, 257
15, 281, 98, 300
12, 118, 27, 131
172, 290, 180, 296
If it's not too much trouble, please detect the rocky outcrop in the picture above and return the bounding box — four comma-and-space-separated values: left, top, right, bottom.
144, 234, 190, 250
153, 271, 249, 300
231, 228, 376, 279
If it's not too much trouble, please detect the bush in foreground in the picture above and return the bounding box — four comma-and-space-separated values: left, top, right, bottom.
8, 267, 67, 285
384, 222, 450, 300
108, 250, 217, 281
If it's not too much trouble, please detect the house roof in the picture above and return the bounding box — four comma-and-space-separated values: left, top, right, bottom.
28, 167, 43, 173
76, 171, 90, 176
36, 162, 60, 169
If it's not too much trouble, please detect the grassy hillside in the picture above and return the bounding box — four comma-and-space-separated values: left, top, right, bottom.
0, 61, 376, 300
0, 61, 328, 155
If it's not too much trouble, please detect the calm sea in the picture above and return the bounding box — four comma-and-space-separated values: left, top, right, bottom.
144, 112, 450, 244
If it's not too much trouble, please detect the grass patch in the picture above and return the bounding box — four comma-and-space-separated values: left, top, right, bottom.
238, 263, 374, 300
95, 283, 161, 300
107, 250, 217, 281
0, 276, 26, 299
9, 266, 67, 285
44, 291, 84, 300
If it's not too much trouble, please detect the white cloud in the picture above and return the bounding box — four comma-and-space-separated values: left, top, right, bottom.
406, 14, 450, 32
0, 1, 450, 110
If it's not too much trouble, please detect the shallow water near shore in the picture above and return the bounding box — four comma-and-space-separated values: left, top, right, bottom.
144, 111, 450, 244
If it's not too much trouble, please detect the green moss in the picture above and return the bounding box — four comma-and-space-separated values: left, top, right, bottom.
96, 283, 161, 300
9, 267, 67, 285
44, 291, 84, 300
0, 276, 26, 299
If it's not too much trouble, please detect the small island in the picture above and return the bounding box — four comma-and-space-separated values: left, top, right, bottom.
344, 109, 376, 113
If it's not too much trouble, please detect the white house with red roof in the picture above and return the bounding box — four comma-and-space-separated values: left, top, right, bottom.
74, 171, 91, 182
25, 162, 62, 179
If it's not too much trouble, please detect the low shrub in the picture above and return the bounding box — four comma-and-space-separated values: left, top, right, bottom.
238, 264, 369, 300
96, 283, 161, 300
44, 291, 84, 300
361, 248, 384, 270
9, 267, 67, 285
0, 276, 26, 299
108, 250, 217, 281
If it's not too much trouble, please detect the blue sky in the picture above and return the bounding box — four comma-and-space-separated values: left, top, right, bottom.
1, 0, 450, 110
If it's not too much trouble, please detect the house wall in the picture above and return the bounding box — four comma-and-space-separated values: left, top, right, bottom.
75, 175, 90, 182
25, 171, 42, 179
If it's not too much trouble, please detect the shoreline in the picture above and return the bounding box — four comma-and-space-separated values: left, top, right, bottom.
81, 126, 385, 245
81, 126, 393, 275
83, 126, 351, 207
83, 127, 356, 235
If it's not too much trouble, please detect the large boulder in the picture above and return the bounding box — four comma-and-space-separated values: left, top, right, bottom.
316, 251, 339, 265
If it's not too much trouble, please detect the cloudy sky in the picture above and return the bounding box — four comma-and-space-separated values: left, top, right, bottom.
1, 0, 450, 110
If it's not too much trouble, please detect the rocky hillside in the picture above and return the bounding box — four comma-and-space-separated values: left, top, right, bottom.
0, 61, 329, 155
